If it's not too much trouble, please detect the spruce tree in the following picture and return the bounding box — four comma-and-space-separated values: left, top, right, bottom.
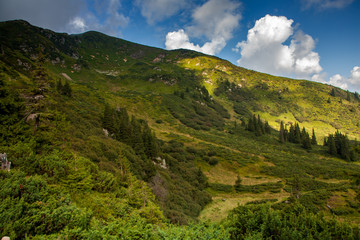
302, 132, 312, 150
257, 115, 264, 134
328, 135, 337, 155
62, 80, 72, 96
234, 175, 242, 192
294, 123, 301, 144
264, 121, 271, 134
279, 121, 285, 143
355, 92, 360, 102
56, 79, 63, 92
311, 128, 317, 145
330, 88, 336, 97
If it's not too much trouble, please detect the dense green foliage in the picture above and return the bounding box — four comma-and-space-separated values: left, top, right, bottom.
279, 122, 314, 149
227, 203, 360, 239
1, 20, 360, 239
324, 131, 358, 161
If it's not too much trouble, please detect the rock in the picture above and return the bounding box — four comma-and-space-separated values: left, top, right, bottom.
103, 128, 109, 137
61, 73, 72, 81
26, 113, 39, 122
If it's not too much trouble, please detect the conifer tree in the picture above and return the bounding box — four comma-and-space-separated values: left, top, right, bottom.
346, 91, 351, 101
264, 121, 271, 134
284, 127, 289, 142
257, 115, 265, 134
62, 80, 72, 97
295, 125, 300, 141
56, 79, 63, 92
279, 121, 285, 143
355, 92, 360, 102
311, 128, 317, 145
328, 135, 337, 155
103, 104, 114, 132
247, 115, 255, 132
234, 175, 242, 192
330, 88, 336, 97
302, 132, 312, 150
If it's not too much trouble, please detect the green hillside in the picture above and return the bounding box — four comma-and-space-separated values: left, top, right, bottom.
1, 20, 360, 239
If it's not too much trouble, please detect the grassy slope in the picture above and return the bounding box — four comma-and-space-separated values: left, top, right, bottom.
1, 20, 360, 226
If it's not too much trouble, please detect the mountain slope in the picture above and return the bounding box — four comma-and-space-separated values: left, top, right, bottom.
1, 20, 360, 238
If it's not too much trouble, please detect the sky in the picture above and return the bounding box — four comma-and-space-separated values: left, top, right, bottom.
0, 0, 359, 92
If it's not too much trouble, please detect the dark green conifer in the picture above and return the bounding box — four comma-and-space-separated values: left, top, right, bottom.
62, 80, 72, 96
328, 135, 337, 155
330, 88, 336, 97
302, 132, 312, 150
279, 121, 285, 143
311, 128, 317, 145
264, 121, 271, 134
234, 175, 242, 192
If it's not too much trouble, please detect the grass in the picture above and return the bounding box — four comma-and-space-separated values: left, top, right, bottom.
199, 191, 290, 222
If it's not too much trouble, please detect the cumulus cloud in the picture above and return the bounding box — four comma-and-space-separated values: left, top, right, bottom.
329, 74, 348, 89
135, 0, 188, 25
302, 0, 354, 10
234, 14, 322, 79
328, 66, 360, 91
165, 0, 241, 55
66, 0, 129, 36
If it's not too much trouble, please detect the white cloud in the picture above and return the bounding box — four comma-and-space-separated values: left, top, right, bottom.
311, 72, 327, 83
302, 0, 354, 10
135, 0, 188, 25
234, 15, 322, 79
165, 0, 241, 55
69, 17, 87, 32
329, 74, 348, 89
349, 66, 360, 88
66, 0, 129, 36
165, 29, 226, 55
327, 66, 360, 91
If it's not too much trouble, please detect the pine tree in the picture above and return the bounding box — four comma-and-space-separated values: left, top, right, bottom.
103, 104, 114, 132
311, 128, 317, 145
294, 123, 301, 144
257, 115, 264, 134
328, 135, 337, 155
355, 92, 360, 102
234, 175, 242, 192
279, 121, 285, 143
62, 80, 72, 96
247, 115, 255, 132
56, 79, 63, 92
302, 132, 312, 150
264, 121, 271, 134
330, 88, 336, 97
346, 91, 351, 101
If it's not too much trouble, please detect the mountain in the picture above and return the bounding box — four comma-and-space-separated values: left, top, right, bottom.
0, 20, 360, 239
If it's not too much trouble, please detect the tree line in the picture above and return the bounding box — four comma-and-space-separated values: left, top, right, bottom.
279, 121, 316, 150
324, 131, 358, 162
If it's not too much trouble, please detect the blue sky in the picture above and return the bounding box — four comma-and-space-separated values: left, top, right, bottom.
0, 0, 359, 92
